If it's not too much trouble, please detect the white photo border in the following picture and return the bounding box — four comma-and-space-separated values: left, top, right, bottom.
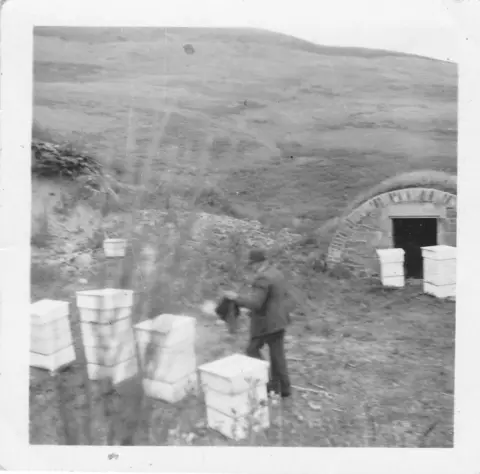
0, 0, 478, 472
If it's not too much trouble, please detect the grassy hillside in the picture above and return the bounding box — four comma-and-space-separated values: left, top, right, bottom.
33, 26, 457, 227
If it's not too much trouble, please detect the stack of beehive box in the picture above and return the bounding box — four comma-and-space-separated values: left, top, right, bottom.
421, 245, 456, 299
30, 299, 76, 372
376, 248, 405, 288
76, 288, 137, 384
135, 314, 197, 403
198, 353, 270, 441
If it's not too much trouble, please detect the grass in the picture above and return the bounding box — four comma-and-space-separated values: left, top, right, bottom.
33, 26, 457, 225
29, 26, 456, 447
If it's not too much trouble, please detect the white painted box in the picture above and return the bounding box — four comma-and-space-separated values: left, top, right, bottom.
138, 343, 196, 383
77, 290, 137, 382
198, 354, 269, 395
30, 344, 76, 372
198, 354, 270, 441
31, 299, 69, 325
206, 404, 269, 442
87, 357, 138, 384
30, 299, 74, 355
134, 314, 197, 403
76, 288, 133, 313
83, 339, 137, 366
376, 249, 405, 288
422, 245, 456, 260
135, 314, 196, 349
104, 238, 127, 257
31, 318, 73, 355
143, 371, 198, 403
380, 275, 405, 288
423, 259, 456, 286
79, 317, 134, 347
422, 245, 457, 287
80, 322, 137, 382
423, 281, 456, 299
379, 262, 404, 278
77, 307, 132, 324
376, 248, 405, 265
204, 383, 268, 418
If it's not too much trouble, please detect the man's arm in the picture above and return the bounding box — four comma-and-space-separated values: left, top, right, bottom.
235, 277, 270, 312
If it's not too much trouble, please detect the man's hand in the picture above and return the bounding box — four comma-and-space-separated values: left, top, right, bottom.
223, 290, 238, 301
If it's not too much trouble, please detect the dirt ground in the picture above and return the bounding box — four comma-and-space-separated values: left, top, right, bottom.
30, 249, 455, 447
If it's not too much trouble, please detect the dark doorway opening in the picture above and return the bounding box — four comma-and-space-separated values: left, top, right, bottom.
392, 218, 437, 279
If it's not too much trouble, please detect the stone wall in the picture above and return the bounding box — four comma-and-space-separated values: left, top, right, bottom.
327, 187, 457, 276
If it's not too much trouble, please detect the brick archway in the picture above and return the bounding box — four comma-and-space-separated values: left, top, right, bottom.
327, 187, 457, 269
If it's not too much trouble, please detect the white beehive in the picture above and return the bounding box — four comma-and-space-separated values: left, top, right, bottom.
143, 372, 199, 404
30, 299, 76, 372
76, 288, 133, 321
86, 357, 138, 385
376, 248, 405, 288
30, 345, 77, 373
135, 314, 196, 348
83, 338, 137, 366
79, 315, 133, 347
103, 238, 127, 257
76, 289, 137, 383
138, 343, 196, 383
198, 353, 270, 441
422, 245, 456, 299
135, 314, 197, 403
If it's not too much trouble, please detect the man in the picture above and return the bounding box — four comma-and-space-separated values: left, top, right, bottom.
224, 249, 295, 399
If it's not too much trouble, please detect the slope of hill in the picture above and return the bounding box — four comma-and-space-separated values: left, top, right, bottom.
33, 26, 457, 229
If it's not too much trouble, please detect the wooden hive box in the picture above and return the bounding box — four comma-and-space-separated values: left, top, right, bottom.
30, 299, 76, 372
76, 289, 137, 384
422, 245, 456, 299
198, 353, 270, 441
376, 248, 405, 288
135, 314, 197, 403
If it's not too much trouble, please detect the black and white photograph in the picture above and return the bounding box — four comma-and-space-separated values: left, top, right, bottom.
3, 0, 479, 468
28, 17, 458, 447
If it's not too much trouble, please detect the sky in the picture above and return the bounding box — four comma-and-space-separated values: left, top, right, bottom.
6, 0, 463, 62
241, 0, 459, 62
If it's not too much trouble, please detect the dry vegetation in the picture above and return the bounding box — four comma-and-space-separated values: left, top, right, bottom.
29, 26, 457, 447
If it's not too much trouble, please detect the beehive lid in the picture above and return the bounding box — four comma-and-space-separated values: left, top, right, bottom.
31, 299, 69, 325
135, 314, 195, 335
421, 245, 456, 260
76, 288, 133, 310
104, 238, 126, 244
199, 353, 269, 381
376, 248, 404, 262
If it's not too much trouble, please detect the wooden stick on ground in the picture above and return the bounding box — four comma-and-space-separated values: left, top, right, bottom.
309, 382, 328, 392
287, 356, 304, 362
291, 384, 325, 395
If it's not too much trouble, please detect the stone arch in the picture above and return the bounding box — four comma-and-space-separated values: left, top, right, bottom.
327, 187, 457, 270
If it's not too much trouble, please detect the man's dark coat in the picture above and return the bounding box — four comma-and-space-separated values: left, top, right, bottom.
236, 266, 295, 338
